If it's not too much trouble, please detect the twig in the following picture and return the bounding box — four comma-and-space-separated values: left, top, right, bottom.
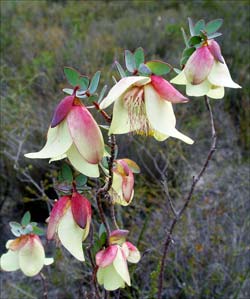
161, 179, 177, 217
39, 272, 48, 299
157, 96, 217, 298
110, 204, 119, 229
7, 282, 37, 299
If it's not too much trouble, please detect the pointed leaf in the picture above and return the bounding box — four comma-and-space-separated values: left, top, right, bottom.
78, 76, 89, 90
64, 67, 81, 87
89, 71, 101, 94
188, 36, 202, 47
205, 19, 223, 35
98, 85, 108, 104
138, 63, 152, 75
134, 47, 145, 68
32, 226, 44, 236
71, 193, 92, 229
98, 223, 107, 238
21, 212, 31, 226
62, 88, 74, 95
194, 19, 205, 35
188, 17, 195, 36
75, 174, 87, 187
208, 32, 222, 39
61, 163, 73, 183
114, 61, 126, 78
182, 47, 195, 58
146, 60, 172, 76
124, 50, 136, 73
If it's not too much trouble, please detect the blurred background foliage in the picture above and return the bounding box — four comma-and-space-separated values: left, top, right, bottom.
0, 0, 249, 298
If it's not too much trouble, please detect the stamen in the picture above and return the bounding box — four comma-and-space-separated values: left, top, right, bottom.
123, 86, 152, 135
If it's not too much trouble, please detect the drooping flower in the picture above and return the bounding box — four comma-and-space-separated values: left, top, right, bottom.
47, 192, 91, 261
0, 234, 53, 277
171, 39, 241, 98
96, 242, 141, 291
99, 75, 193, 144
110, 159, 140, 206
25, 96, 104, 178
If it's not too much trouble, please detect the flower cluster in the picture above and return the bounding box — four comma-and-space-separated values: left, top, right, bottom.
1, 17, 241, 295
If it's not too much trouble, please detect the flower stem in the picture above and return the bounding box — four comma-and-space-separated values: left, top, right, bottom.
157, 96, 217, 298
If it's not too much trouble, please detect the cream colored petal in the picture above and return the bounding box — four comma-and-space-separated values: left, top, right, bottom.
19, 237, 45, 277
67, 144, 100, 178
109, 97, 131, 134
170, 70, 188, 85
144, 84, 176, 132
144, 85, 193, 144
112, 173, 123, 198
207, 86, 225, 99
96, 267, 105, 285
153, 131, 168, 141
186, 80, 211, 97
6, 240, 15, 249
103, 265, 126, 291
113, 247, 131, 286
49, 154, 67, 163
208, 59, 241, 88
25, 120, 72, 159
57, 206, 85, 261
100, 76, 151, 109
44, 257, 54, 266
0, 250, 20, 271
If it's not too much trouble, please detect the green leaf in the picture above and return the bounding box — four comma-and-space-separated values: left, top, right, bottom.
101, 156, 109, 169
124, 50, 136, 73
205, 19, 223, 35
64, 67, 81, 87
194, 19, 205, 35
188, 35, 202, 47
180, 56, 189, 66
138, 63, 151, 75
208, 32, 222, 39
61, 163, 73, 183
62, 88, 74, 95
182, 47, 195, 59
134, 47, 145, 68
32, 226, 44, 236
75, 174, 87, 187
98, 223, 107, 246
9, 222, 22, 237
21, 211, 31, 226
98, 85, 108, 104
146, 60, 172, 75
188, 17, 195, 36
78, 76, 89, 90
114, 61, 126, 78
89, 71, 101, 94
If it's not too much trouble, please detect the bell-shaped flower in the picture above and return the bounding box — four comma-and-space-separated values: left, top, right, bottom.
99, 75, 193, 144
47, 192, 92, 261
0, 234, 53, 277
171, 40, 241, 99
122, 241, 141, 263
110, 159, 139, 206
25, 96, 104, 178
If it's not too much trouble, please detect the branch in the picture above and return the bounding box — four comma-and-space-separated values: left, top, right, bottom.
157, 96, 217, 298
39, 272, 48, 299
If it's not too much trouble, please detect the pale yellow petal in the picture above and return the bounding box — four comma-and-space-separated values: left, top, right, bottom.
67, 144, 100, 178
169, 128, 194, 144
25, 120, 72, 159
186, 80, 211, 97
102, 265, 126, 290
57, 207, 85, 261
100, 76, 151, 109
109, 97, 131, 135
44, 257, 54, 266
208, 59, 241, 88
96, 267, 105, 285
207, 86, 225, 99
170, 70, 188, 85
49, 154, 67, 163
113, 247, 131, 286
0, 250, 19, 271
19, 237, 45, 277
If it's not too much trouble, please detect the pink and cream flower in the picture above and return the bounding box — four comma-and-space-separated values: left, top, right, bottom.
95, 240, 140, 291
25, 96, 104, 178
99, 75, 193, 144
110, 159, 139, 206
0, 234, 53, 277
171, 39, 241, 98
47, 192, 91, 261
